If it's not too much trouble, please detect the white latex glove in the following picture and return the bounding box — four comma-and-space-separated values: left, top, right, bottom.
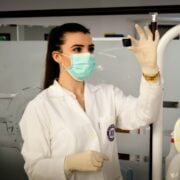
64, 151, 109, 172
127, 24, 160, 76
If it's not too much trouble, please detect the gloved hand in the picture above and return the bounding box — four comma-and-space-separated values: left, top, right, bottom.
64, 151, 109, 172
127, 24, 160, 76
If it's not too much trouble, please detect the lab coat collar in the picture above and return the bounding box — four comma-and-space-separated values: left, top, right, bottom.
47, 80, 100, 98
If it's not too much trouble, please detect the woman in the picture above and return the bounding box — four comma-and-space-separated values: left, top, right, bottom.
19, 23, 162, 180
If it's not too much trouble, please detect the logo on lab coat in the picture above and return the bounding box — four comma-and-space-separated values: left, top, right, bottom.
107, 124, 115, 141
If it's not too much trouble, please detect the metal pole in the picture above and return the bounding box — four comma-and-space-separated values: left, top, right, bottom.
153, 24, 180, 180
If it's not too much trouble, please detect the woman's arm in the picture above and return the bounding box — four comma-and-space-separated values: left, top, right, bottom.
114, 77, 162, 130
115, 24, 162, 130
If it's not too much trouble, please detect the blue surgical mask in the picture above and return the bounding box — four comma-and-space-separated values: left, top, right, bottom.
65, 53, 96, 81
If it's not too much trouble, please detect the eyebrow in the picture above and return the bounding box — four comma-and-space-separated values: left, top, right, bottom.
71, 44, 95, 48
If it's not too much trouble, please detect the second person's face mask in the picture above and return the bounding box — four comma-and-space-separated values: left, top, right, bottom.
65, 52, 96, 81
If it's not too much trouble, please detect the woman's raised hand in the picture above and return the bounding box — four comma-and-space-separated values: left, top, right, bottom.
127, 24, 160, 76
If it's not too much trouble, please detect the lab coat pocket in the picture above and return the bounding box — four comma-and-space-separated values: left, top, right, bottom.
99, 116, 116, 161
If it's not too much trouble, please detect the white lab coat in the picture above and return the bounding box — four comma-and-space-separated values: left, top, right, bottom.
19, 78, 162, 180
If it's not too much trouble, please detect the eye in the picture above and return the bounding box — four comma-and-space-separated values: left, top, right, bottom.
89, 46, 94, 53
73, 47, 82, 53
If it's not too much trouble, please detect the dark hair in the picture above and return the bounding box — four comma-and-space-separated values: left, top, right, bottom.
43, 23, 90, 89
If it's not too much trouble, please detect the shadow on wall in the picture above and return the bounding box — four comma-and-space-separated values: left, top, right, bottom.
0, 147, 28, 180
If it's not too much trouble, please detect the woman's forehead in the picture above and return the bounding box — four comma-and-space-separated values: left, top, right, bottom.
63, 32, 92, 45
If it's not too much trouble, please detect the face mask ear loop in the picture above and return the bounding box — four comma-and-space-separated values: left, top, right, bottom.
61, 62, 69, 71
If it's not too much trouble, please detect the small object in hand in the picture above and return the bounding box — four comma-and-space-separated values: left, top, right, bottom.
122, 38, 132, 47
149, 12, 158, 41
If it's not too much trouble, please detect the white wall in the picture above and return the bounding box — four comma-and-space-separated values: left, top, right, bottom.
0, 0, 180, 11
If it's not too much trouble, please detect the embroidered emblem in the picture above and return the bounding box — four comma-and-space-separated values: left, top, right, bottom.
107, 124, 115, 141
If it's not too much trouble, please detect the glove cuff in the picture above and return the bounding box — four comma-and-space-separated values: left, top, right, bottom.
143, 71, 160, 81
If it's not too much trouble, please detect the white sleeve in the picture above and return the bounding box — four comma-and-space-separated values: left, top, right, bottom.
114, 77, 163, 130
19, 101, 67, 180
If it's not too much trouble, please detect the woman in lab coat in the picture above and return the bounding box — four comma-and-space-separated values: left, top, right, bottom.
19, 23, 162, 180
